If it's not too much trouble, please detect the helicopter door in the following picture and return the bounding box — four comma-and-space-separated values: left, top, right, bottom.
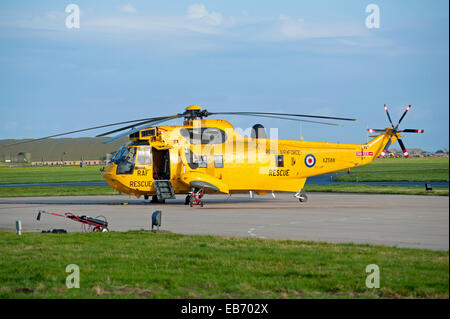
152, 148, 170, 180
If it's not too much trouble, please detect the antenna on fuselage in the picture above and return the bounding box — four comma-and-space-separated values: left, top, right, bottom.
299, 122, 304, 141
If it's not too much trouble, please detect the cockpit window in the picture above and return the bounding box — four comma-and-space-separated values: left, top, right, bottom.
114, 147, 136, 175
180, 128, 227, 145
111, 145, 128, 162
127, 147, 136, 160
112, 147, 135, 162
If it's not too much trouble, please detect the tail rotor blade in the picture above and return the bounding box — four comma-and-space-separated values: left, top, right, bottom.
374, 104, 421, 158
395, 105, 411, 128
384, 104, 395, 128
399, 129, 424, 133
368, 129, 388, 133
397, 139, 409, 158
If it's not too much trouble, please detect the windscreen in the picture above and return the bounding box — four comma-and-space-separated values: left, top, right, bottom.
113, 146, 137, 175
111, 146, 136, 163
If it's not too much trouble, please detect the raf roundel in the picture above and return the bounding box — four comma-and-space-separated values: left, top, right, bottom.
304, 154, 316, 168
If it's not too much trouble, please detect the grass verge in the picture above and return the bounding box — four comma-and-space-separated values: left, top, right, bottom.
0, 231, 449, 298
0, 165, 105, 184
0, 230, 448, 299
334, 157, 448, 182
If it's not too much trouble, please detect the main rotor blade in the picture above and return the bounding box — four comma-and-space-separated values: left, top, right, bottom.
395, 105, 411, 129
214, 113, 345, 126
4, 116, 174, 147
96, 114, 182, 137
397, 138, 409, 158
398, 129, 424, 133
207, 111, 356, 122
384, 104, 395, 128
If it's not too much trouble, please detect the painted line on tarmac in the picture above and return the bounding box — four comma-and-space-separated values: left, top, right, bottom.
248, 226, 266, 239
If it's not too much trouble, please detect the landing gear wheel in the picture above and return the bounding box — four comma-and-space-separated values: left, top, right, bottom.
298, 192, 308, 203
185, 195, 191, 205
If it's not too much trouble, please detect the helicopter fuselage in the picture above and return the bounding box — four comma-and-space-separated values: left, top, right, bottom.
101, 118, 395, 198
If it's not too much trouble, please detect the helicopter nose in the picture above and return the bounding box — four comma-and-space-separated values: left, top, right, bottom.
102, 163, 115, 178
102, 163, 118, 187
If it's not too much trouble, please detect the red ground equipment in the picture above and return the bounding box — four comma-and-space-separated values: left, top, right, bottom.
37, 210, 109, 232
189, 189, 204, 207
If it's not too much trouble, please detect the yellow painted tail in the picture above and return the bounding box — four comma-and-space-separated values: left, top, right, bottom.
364, 131, 400, 158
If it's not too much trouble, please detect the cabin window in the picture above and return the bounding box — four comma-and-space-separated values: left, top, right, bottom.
276, 155, 284, 167
180, 128, 227, 145
136, 147, 151, 165
198, 155, 207, 168
214, 155, 223, 168
185, 149, 198, 169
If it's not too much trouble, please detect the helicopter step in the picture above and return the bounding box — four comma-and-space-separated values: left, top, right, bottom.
153, 180, 176, 201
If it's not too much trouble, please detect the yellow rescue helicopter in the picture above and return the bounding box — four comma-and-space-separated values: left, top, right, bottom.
10, 104, 423, 205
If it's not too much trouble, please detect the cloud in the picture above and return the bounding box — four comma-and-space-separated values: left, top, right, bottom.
121, 4, 137, 14
187, 3, 223, 26
80, 3, 227, 36
2, 121, 19, 130
0, 5, 370, 52
0, 5, 361, 41
83, 15, 221, 36
275, 14, 365, 41
278, 15, 306, 39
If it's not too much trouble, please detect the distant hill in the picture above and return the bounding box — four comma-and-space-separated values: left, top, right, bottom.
0, 137, 128, 162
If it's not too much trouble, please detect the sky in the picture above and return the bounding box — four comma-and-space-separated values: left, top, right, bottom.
0, 0, 448, 151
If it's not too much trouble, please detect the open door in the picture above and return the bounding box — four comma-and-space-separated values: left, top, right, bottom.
152, 148, 170, 180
